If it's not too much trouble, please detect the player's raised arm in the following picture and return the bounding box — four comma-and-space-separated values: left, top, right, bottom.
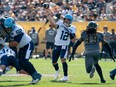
43, 4, 57, 29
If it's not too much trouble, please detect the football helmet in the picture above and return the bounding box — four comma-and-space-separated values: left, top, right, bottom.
86, 21, 97, 34
64, 14, 73, 27
4, 17, 15, 29
87, 21, 97, 29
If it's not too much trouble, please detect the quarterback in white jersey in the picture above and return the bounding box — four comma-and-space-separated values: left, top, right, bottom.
55, 20, 76, 45
45, 8, 76, 81
2, 17, 42, 84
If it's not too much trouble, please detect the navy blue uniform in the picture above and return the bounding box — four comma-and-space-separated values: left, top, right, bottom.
0, 46, 21, 71
4, 24, 41, 82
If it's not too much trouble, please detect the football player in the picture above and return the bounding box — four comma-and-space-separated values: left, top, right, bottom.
69, 21, 115, 83
45, 8, 76, 81
2, 17, 42, 84
0, 37, 27, 76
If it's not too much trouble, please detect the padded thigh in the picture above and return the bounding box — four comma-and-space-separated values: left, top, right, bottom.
85, 56, 93, 73
85, 52, 99, 73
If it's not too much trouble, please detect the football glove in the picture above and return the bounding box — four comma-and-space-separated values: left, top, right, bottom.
69, 54, 74, 62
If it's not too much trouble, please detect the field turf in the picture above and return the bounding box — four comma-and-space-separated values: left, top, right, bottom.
0, 58, 116, 87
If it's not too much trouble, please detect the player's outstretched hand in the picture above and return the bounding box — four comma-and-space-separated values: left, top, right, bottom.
111, 55, 115, 62
69, 54, 73, 62
112, 57, 115, 62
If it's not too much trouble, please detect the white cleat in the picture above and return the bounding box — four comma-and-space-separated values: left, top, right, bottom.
29, 79, 40, 84
60, 76, 68, 82
54, 69, 60, 80
90, 67, 95, 78
29, 74, 42, 84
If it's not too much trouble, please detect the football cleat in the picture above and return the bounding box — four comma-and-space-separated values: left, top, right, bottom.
29, 74, 42, 84
54, 69, 60, 80
101, 79, 106, 83
110, 73, 115, 80
90, 67, 95, 78
29, 79, 40, 84
60, 76, 68, 82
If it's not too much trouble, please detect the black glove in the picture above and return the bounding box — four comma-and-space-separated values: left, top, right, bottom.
69, 54, 74, 62
111, 56, 115, 62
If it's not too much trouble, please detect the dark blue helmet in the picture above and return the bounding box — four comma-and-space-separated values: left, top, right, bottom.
87, 21, 97, 29
86, 21, 98, 34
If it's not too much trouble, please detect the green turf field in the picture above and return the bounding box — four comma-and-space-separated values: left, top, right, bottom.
0, 58, 116, 87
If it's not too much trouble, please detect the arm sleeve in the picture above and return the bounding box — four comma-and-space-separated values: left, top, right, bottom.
71, 39, 83, 56
71, 31, 84, 56
70, 33, 75, 39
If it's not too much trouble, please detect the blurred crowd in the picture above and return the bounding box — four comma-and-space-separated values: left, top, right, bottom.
0, 0, 116, 21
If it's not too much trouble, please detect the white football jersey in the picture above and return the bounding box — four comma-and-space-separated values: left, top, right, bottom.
55, 20, 76, 45
0, 46, 15, 58
10, 24, 32, 48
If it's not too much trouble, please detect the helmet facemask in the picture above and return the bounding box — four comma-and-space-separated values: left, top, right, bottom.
86, 27, 97, 34
63, 18, 72, 27
5, 28, 12, 33
86, 21, 97, 34
63, 14, 73, 27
